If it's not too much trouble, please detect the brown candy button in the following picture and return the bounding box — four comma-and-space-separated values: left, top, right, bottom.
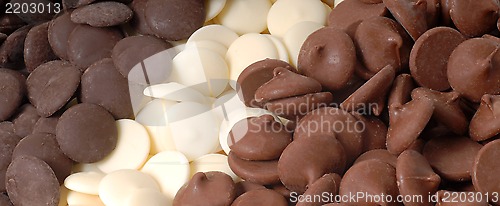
237, 58, 293, 107
0, 14, 26, 34
0, 68, 25, 121
145, 0, 205, 41
383, 0, 428, 40
409, 27, 466, 91
32, 116, 59, 135
447, 38, 500, 102
351, 113, 388, 151
228, 152, 280, 185
386, 97, 434, 155
235, 181, 266, 197
232, 189, 287, 206
341, 65, 396, 116
67, 24, 123, 69
298, 27, 356, 91
469, 94, 500, 141
354, 149, 397, 167
327, 0, 388, 37
71, 2, 133, 27
111, 35, 172, 79
56, 103, 118, 163
0, 25, 31, 68
48, 12, 78, 60
388, 74, 416, 107
472, 139, 500, 204
396, 150, 440, 206
6, 156, 60, 206
411, 88, 468, 135
354, 17, 412, 73
23, 22, 58, 73
228, 115, 292, 161
450, 0, 499, 37
295, 107, 364, 164
62, 0, 96, 9
339, 160, 399, 206
27, 60, 81, 117
12, 104, 40, 138
255, 67, 322, 103
10, 0, 56, 24
265, 92, 333, 121
296, 173, 342, 206
278, 134, 346, 193
12, 133, 73, 184
129, 0, 154, 35
423, 136, 482, 181
0, 132, 21, 192
80, 58, 134, 119
174, 172, 236, 206
0, 121, 14, 134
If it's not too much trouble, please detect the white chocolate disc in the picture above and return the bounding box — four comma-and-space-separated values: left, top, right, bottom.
124, 188, 172, 206
216, 0, 271, 34
94, 119, 151, 173
99, 169, 160, 206
141, 151, 190, 199
211, 89, 247, 124
64, 172, 104, 195
267, 0, 327, 37
135, 99, 177, 154
205, 0, 227, 22
184, 40, 228, 57
190, 154, 239, 181
167, 102, 220, 160
264, 34, 290, 63
143, 82, 209, 104
226, 33, 279, 89
67, 191, 105, 206
188, 24, 239, 48
169, 47, 229, 97
283, 21, 324, 67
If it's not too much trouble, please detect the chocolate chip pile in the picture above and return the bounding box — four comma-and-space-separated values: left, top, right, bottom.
0, 0, 499, 205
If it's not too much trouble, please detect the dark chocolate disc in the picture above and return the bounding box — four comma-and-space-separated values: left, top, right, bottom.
24, 22, 58, 73
48, 12, 78, 60
71, 2, 133, 27
0, 69, 25, 121
12, 104, 40, 138
0, 132, 21, 192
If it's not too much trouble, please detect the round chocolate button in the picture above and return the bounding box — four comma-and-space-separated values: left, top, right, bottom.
0, 69, 25, 122
70, 1, 133, 27
24, 22, 58, 73
48, 12, 78, 60
56, 103, 118, 163
0, 132, 21, 192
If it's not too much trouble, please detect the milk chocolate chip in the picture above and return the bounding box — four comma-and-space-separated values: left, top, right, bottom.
26, 60, 81, 117
228, 152, 280, 185
354, 149, 397, 168
174, 172, 236, 206
232, 189, 287, 206
296, 173, 342, 206
228, 115, 292, 161
48, 12, 78, 60
23, 22, 58, 73
472, 139, 500, 204
469, 94, 500, 141
388, 74, 416, 107
298, 27, 356, 91
396, 150, 440, 206
423, 136, 482, 181
447, 38, 500, 102
6, 156, 60, 206
56, 103, 118, 163
71, 1, 133, 27
383, 0, 428, 40
278, 134, 346, 193
450, 0, 499, 37
351, 113, 388, 151
12, 133, 73, 184
0, 68, 25, 121
409, 27, 466, 91
145, 0, 205, 41
235, 181, 266, 197
80, 58, 133, 119
327, 0, 387, 37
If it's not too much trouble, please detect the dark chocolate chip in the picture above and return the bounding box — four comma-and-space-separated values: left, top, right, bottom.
71, 1, 133, 27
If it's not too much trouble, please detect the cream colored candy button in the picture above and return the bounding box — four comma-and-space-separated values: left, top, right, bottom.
135, 99, 177, 154
64, 172, 104, 195
93, 119, 151, 173
216, 0, 271, 34
264, 34, 290, 63
167, 102, 220, 160
205, 0, 226, 22
226, 33, 279, 89
184, 40, 227, 58
212, 89, 246, 122
99, 169, 160, 206
283, 21, 324, 67
67, 191, 105, 206
188, 24, 239, 49
267, 0, 327, 37
141, 151, 190, 199
125, 188, 172, 206
190, 154, 239, 181
144, 82, 209, 104
169, 47, 229, 97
